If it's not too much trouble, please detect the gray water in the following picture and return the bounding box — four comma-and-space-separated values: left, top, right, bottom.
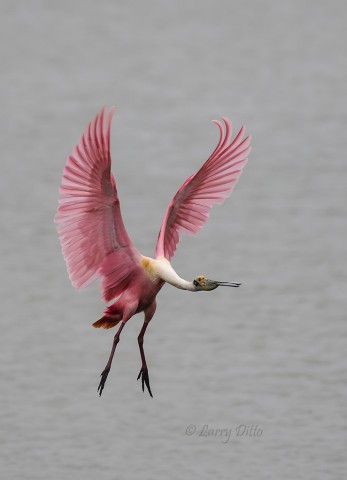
1, 1, 346, 478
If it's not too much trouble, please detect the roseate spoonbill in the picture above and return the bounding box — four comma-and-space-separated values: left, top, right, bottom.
55, 107, 251, 397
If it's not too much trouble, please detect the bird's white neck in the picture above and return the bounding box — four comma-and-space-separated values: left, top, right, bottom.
141, 256, 195, 291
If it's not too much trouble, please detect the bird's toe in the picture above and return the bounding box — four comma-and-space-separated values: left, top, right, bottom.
98, 367, 110, 396
137, 367, 153, 398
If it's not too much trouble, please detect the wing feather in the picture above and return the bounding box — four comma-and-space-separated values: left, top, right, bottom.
155, 118, 251, 260
55, 107, 140, 300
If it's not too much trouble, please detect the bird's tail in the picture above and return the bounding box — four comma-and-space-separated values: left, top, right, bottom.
92, 316, 122, 329
92, 302, 123, 329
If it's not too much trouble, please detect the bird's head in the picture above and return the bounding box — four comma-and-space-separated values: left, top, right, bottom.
192, 275, 241, 291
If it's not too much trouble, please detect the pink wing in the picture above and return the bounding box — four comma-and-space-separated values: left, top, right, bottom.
55, 107, 140, 302
155, 118, 251, 260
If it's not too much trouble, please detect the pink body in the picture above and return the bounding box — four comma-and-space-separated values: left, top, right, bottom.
102, 268, 164, 324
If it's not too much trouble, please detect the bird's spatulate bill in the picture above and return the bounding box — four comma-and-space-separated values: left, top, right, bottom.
214, 281, 241, 287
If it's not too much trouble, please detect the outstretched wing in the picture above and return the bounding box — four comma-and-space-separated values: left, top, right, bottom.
155, 118, 251, 261
55, 107, 140, 301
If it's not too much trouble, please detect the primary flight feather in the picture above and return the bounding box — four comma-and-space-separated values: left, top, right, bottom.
55, 107, 251, 396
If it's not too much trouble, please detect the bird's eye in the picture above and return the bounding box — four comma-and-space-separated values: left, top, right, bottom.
193, 280, 199, 287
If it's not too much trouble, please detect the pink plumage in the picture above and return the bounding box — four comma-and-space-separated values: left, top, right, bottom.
55, 106, 251, 397
155, 117, 250, 260
55, 107, 140, 300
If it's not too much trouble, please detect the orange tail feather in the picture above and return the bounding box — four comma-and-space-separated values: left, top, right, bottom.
92, 316, 122, 329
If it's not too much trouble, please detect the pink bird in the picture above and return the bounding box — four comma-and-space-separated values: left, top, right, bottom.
55, 107, 251, 397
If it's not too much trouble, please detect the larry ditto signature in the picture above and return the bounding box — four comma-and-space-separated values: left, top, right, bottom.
185, 424, 263, 443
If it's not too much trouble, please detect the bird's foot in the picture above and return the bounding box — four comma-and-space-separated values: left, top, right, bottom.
98, 367, 110, 397
137, 366, 153, 397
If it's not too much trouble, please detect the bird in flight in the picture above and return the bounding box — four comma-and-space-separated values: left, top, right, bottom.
55, 107, 251, 397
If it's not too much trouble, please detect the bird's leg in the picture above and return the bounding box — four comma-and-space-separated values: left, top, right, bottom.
137, 301, 156, 397
137, 320, 152, 397
98, 320, 126, 396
